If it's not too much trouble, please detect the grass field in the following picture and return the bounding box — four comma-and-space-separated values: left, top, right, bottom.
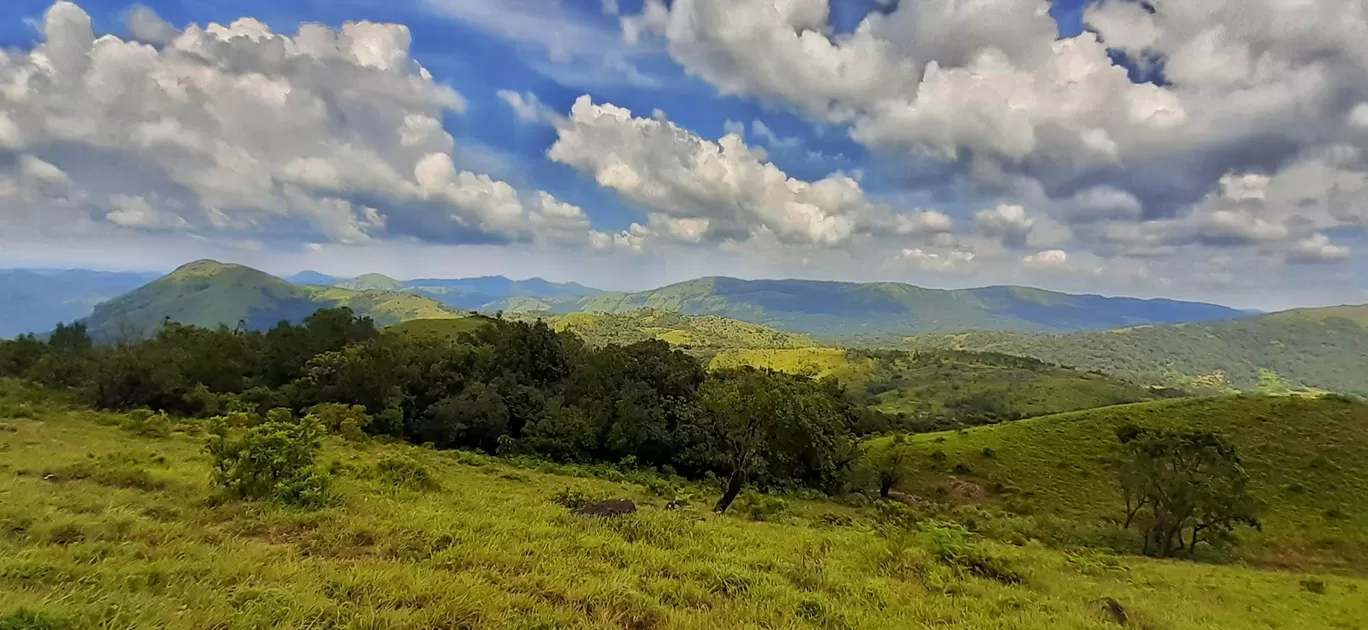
2, 383, 1365, 629
886, 395, 1368, 574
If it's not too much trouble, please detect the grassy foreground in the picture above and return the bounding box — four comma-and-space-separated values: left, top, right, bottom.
2, 391, 1365, 628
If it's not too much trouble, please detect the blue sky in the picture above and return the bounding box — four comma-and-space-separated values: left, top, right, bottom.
0, 0, 1365, 309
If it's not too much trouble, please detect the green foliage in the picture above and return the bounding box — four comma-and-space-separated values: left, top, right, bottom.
305, 403, 371, 441
204, 417, 331, 508
373, 456, 440, 492
539, 309, 815, 350
118, 409, 173, 438
733, 491, 790, 522
550, 487, 607, 509
857, 440, 911, 497
1116, 426, 1260, 557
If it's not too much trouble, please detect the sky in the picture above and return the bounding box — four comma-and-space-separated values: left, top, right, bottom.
0, 0, 1366, 310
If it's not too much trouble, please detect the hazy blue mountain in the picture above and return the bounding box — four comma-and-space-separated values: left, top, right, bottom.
0, 268, 161, 338
488, 277, 1246, 338
285, 270, 340, 285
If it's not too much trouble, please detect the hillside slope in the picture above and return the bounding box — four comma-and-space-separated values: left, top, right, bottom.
494, 277, 1244, 337
893, 395, 1368, 571
2, 385, 1364, 628
0, 269, 160, 338
712, 348, 1162, 429
83, 261, 459, 338
543, 309, 816, 350
899, 305, 1368, 396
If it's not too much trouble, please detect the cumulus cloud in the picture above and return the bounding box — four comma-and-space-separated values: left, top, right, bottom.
547, 95, 952, 249
1286, 234, 1351, 264
1021, 249, 1070, 271
974, 204, 1035, 247
624, 0, 1368, 284
0, 2, 595, 251
896, 248, 976, 273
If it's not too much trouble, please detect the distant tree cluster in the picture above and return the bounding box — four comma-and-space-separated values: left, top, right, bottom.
0, 309, 861, 512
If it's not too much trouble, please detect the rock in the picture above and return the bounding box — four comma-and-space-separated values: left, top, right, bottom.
573, 499, 637, 517
1089, 598, 1127, 627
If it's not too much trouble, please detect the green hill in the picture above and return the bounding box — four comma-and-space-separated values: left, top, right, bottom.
540, 309, 816, 350
83, 261, 460, 338
888, 395, 1368, 572
334, 273, 406, 292
492, 277, 1244, 338
712, 348, 1163, 430
898, 305, 1368, 396
3, 384, 1365, 628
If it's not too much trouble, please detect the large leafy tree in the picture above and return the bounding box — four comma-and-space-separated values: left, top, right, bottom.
693, 367, 854, 513
1116, 425, 1261, 557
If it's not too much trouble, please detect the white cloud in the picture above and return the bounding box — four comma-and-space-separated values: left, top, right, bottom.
1021, 249, 1070, 271
497, 90, 567, 126
0, 2, 596, 251
896, 247, 976, 272
1286, 233, 1351, 264
550, 95, 893, 247
974, 203, 1035, 247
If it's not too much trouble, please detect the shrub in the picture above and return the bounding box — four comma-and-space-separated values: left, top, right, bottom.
307, 403, 372, 441
1300, 579, 1327, 594
118, 409, 173, 438
921, 520, 1023, 585
374, 456, 440, 492
204, 417, 331, 508
733, 491, 790, 522
551, 487, 606, 509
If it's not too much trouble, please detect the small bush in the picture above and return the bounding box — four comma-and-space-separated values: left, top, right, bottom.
814, 512, 854, 528
307, 403, 371, 441
980, 447, 996, 458
374, 456, 440, 492
204, 417, 331, 508
921, 520, 1023, 585
734, 491, 790, 522
872, 500, 922, 532
119, 409, 172, 438
1300, 579, 1327, 594
551, 487, 606, 510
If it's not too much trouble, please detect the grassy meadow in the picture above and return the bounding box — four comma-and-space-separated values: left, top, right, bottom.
886, 395, 1368, 574
2, 382, 1365, 629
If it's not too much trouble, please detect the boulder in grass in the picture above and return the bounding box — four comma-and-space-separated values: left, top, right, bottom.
573, 499, 637, 517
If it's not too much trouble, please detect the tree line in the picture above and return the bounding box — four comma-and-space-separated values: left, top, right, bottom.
0, 310, 868, 512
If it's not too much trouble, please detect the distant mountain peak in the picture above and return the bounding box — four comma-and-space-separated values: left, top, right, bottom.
170, 259, 235, 277
337, 273, 406, 291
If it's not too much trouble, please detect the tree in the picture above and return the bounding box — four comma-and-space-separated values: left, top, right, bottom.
693, 368, 854, 513
415, 383, 510, 451
1116, 425, 1260, 557
861, 436, 910, 498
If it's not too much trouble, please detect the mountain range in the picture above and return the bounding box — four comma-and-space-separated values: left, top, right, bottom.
489, 276, 1247, 338
3, 260, 1251, 339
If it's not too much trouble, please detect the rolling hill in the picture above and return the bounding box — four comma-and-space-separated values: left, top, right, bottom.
303, 272, 603, 310
886, 394, 1368, 572
897, 304, 1368, 396
538, 309, 816, 350
82, 260, 461, 339
711, 348, 1164, 430
0, 269, 161, 338
492, 277, 1245, 338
